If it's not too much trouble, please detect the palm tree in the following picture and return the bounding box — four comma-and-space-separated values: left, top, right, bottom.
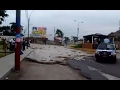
0, 10, 9, 24
10, 22, 23, 35
55, 29, 64, 38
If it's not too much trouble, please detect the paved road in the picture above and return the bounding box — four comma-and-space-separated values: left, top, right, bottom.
7, 59, 86, 80
67, 54, 120, 80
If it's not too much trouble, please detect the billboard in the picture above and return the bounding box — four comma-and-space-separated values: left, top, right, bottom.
32, 27, 47, 37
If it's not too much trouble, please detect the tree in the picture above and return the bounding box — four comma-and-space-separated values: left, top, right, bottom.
71, 36, 78, 42
2, 22, 24, 36
0, 26, 10, 32
0, 10, 9, 24
10, 22, 23, 33
64, 36, 70, 41
9, 22, 23, 36
55, 29, 64, 38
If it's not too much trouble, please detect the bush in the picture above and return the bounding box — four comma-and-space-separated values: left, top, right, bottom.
74, 44, 82, 48
0, 41, 3, 45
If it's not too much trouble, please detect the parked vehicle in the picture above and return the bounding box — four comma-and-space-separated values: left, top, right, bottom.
95, 42, 117, 63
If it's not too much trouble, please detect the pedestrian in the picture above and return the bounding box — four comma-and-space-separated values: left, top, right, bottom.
29, 40, 31, 47
44, 38, 47, 44
22, 39, 26, 51
9, 39, 12, 51
26, 40, 29, 49
10, 39, 15, 51
64, 38, 68, 46
12, 39, 15, 51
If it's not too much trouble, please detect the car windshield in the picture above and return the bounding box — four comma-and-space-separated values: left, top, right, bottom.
97, 42, 115, 50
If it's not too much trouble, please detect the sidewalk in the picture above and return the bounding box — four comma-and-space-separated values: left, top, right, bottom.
0, 48, 33, 80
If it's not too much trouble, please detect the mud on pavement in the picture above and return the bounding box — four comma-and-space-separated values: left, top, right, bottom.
6, 59, 88, 80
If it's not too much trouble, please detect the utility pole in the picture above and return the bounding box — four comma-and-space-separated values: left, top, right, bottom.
74, 20, 83, 42
119, 20, 120, 30
54, 27, 55, 37
28, 18, 30, 41
77, 23, 79, 38
25, 10, 34, 41
15, 10, 21, 71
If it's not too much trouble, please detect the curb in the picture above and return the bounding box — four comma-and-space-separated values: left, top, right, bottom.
0, 49, 33, 80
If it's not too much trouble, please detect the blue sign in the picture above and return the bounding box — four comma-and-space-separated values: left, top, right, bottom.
16, 34, 21, 38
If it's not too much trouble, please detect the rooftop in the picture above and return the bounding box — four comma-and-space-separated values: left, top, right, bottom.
83, 33, 108, 38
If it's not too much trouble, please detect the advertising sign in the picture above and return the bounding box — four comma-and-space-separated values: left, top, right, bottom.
32, 27, 47, 37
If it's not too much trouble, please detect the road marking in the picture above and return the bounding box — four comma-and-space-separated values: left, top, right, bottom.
99, 72, 120, 80
88, 66, 120, 80
89, 60, 106, 67
88, 66, 102, 72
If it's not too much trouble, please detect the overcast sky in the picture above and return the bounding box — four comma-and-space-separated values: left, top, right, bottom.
2, 10, 120, 40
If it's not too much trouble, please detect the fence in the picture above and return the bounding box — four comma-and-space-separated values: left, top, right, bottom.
82, 43, 93, 49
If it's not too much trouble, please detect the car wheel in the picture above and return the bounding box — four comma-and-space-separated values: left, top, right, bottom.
112, 57, 117, 63
96, 58, 100, 62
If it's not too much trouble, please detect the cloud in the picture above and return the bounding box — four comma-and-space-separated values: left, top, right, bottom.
2, 10, 120, 40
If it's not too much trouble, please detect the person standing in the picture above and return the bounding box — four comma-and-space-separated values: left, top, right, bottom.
22, 39, 26, 51
10, 39, 15, 51
44, 38, 47, 44
26, 40, 29, 49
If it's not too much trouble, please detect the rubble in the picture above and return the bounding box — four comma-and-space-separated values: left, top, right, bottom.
27, 44, 93, 64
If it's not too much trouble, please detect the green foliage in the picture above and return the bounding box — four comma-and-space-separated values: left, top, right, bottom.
74, 44, 82, 48
10, 22, 23, 33
0, 26, 10, 32
0, 41, 3, 45
0, 10, 9, 24
1, 22, 24, 36
71, 36, 78, 42
56, 29, 64, 38
64, 36, 70, 42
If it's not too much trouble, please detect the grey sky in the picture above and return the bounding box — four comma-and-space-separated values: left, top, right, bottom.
2, 10, 120, 40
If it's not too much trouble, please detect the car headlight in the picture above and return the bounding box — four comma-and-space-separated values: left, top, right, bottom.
111, 52, 116, 56
95, 51, 99, 54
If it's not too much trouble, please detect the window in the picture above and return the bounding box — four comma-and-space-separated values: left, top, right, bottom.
97, 42, 115, 50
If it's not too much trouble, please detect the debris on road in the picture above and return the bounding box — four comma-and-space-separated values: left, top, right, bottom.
27, 44, 93, 64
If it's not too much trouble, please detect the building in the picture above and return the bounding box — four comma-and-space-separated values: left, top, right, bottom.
108, 30, 120, 49
82, 33, 108, 49
83, 33, 108, 44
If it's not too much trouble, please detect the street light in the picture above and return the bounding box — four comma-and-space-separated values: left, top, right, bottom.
54, 27, 56, 37
74, 20, 83, 38
23, 23, 33, 36
25, 10, 35, 40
